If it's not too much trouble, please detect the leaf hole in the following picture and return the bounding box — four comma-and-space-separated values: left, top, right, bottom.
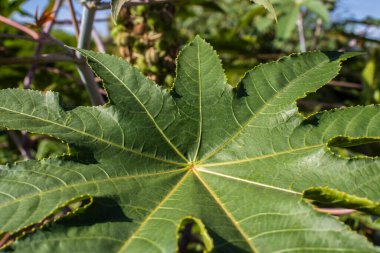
177, 217, 213, 253
328, 137, 380, 158
0, 195, 92, 250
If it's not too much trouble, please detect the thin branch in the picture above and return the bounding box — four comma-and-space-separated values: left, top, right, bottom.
23, 0, 64, 89
297, 100, 345, 109
297, 12, 306, 52
312, 18, 323, 50
340, 19, 380, 26
0, 33, 51, 43
38, 66, 83, 85
0, 15, 40, 40
316, 208, 355, 215
0, 54, 81, 65
54, 17, 109, 24
66, 0, 80, 38
92, 29, 106, 53
329, 80, 362, 89
0, 233, 12, 249
7, 131, 32, 160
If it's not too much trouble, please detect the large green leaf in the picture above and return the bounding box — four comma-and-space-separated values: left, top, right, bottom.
1, 37, 380, 252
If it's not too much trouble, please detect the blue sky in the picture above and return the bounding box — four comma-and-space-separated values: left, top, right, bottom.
331, 0, 380, 39
14, 0, 380, 39
332, 0, 380, 20
13, 0, 110, 36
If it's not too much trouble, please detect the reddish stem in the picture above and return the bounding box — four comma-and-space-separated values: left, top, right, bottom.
0, 15, 39, 40
316, 208, 356, 215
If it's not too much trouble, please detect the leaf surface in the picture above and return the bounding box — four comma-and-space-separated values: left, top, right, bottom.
0, 37, 380, 252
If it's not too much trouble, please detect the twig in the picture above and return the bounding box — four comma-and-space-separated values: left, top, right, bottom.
92, 29, 106, 53
316, 208, 355, 215
54, 17, 109, 25
0, 54, 81, 65
7, 131, 32, 160
297, 100, 345, 109
0, 33, 51, 43
116, 0, 172, 8
4, 1, 65, 165
66, 0, 80, 38
23, 0, 64, 89
0, 15, 40, 40
329, 80, 362, 89
312, 18, 323, 50
38, 66, 83, 85
0, 233, 12, 249
340, 19, 380, 26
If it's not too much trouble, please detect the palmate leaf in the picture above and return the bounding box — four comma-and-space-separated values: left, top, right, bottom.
0, 36, 380, 252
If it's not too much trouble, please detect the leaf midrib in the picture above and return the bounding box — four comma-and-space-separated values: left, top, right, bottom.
197, 168, 301, 195
192, 40, 203, 161
79, 50, 189, 163
193, 169, 260, 253
201, 144, 323, 167
115, 170, 192, 253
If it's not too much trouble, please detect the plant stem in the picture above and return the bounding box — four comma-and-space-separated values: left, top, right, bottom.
0, 15, 40, 40
312, 18, 323, 50
23, 0, 64, 89
329, 80, 362, 89
316, 208, 355, 215
92, 29, 106, 53
76, 0, 105, 105
0, 33, 50, 42
54, 17, 109, 25
297, 12, 306, 52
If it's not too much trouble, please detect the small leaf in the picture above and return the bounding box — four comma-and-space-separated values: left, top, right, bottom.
177, 217, 214, 253
276, 4, 299, 40
250, 0, 277, 21
302, 0, 329, 23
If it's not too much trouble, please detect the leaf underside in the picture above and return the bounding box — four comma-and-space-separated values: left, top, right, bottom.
0, 36, 379, 253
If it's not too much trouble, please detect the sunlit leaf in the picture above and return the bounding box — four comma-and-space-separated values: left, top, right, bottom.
0, 37, 379, 252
